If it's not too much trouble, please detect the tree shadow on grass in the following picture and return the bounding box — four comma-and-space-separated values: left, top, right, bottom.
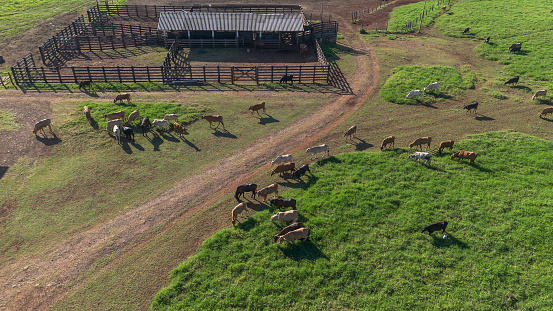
279, 240, 329, 261
257, 114, 280, 125
431, 233, 469, 249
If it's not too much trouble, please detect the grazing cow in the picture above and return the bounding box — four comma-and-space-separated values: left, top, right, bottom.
164, 114, 178, 124
421, 221, 448, 235
504, 76, 519, 86
152, 119, 168, 131
405, 90, 423, 99
273, 222, 304, 242
306, 144, 329, 159
104, 111, 126, 122
271, 154, 293, 166
253, 40, 265, 50
174, 122, 187, 136
125, 109, 140, 126
106, 119, 123, 132
114, 93, 131, 103
539, 106, 553, 118
451, 150, 478, 164
380, 136, 395, 150
201, 114, 225, 129
508, 43, 522, 53
463, 102, 479, 113
532, 90, 547, 100
270, 198, 297, 210
484, 36, 490, 43
248, 102, 266, 115
32, 119, 53, 136
438, 140, 454, 154
409, 137, 432, 150
291, 164, 310, 179
462, 27, 470, 34
83, 106, 94, 123
231, 202, 249, 226
122, 126, 134, 140
424, 82, 439, 92
113, 125, 121, 144
409, 152, 432, 165
140, 117, 151, 136
279, 75, 294, 85
270, 210, 299, 225
278, 227, 309, 244
271, 162, 296, 177
441, 5, 447, 10
257, 183, 279, 202
78, 80, 91, 91
344, 125, 357, 140
235, 183, 257, 202
299, 43, 309, 57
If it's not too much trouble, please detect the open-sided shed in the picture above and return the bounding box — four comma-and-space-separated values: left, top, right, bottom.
157, 11, 306, 49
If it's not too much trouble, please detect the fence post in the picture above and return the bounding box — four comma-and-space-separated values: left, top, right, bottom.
42, 67, 47, 84
132, 66, 136, 83
117, 66, 122, 83
255, 66, 259, 85
217, 66, 220, 83
10, 68, 18, 85
57, 67, 62, 83
298, 65, 302, 83
147, 67, 151, 82
271, 66, 274, 83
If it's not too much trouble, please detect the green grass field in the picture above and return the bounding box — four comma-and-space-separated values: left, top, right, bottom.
152, 131, 553, 310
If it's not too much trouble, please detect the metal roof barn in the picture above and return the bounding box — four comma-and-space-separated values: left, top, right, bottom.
157, 12, 305, 32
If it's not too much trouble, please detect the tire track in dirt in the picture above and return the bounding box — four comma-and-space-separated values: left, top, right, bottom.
0, 20, 379, 311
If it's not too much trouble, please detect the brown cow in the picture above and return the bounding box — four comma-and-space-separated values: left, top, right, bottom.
451, 150, 477, 164
83, 106, 94, 123
438, 140, 454, 154
273, 222, 304, 242
104, 111, 126, 122
409, 137, 432, 150
380, 136, 395, 150
539, 106, 553, 118
248, 102, 266, 115
202, 114, 225, 129
33, 119, 53, 136
174, 122, 187, 137
532, 90, 547, 100
114, 93, 131, 103
344, 125, 357, 141
270, 162, 296, 177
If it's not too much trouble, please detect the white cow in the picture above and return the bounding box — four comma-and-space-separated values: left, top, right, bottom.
153, 119, 169, 131
271, 154, 294, 166
113, 124, 121, 144
164, 114, 178, 122
424, 82, 439, 92
409, 152, 432, 165
532, 90, 547, 100
306, 144, 329, 160
270, 210, 299, 225
406, 90, 423, 99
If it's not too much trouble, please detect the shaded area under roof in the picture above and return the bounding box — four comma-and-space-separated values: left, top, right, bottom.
157, 12, 305, 32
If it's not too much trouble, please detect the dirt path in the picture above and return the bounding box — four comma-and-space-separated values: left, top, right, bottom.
0, 2, 410, 308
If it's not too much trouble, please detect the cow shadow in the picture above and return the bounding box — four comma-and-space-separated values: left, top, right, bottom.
431, 233, 469, 249
81, 89, 100, 97
509, 85, 531, 92
120, 140, 133, 154
472, 163, 493, 173
475, 114, 495, 121
0, 166, 8, 180
89, 120, 100, 130
149, 134, 164, 151
35, 133, 62, 146
276, 174, 318, 190
257, 114, 279, 125
539, 117, 553, 122
427, 92, 452, 100
213, 129, 237, 139
533, 98, 552, 105
235, 217, 257, 232
316, 156, 341, 166
352, 138, 373, 151
179, 136, 201, 151
160, 131, 180, 142
279, 240, 329, 261
247, 202, 270, 212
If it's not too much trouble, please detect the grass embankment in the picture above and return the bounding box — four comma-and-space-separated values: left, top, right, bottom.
435, 0, 553, 84
379, 65, 475, 104
387, 0, 448, 33
0, 93, 332, 262
152, 130, 553, 310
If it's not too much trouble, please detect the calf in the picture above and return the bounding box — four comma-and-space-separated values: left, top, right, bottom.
257, 183, 279, 202
344, 125, 357, 140
504, 76, 519, 86
83, 106, 94, 123
306, 144, 329, 160
438, 140, 454, 154
279, 75, 294, 85
278, 227, 309, 244
140, 117, 151, 136
125, 109, 140, 126
409, 137, 432, 150
463, 102, 478, 113
113, 124, 121, 144
114, 93, 131, 103
174, 122, 187, 137
78, 80, 91, 91
380, 136, 395, 150
462, 27, 470, 34
291, 164, 310, 179
270, 198, 297, 210
424, 82, 439, 92
451, 150, 477, 164
33, 119, 53, 136
421, 221, 448, 235
122, 126, 134, 140
532, 90, 547, 100
248, 102, 266, 115
539, 106, 553, 118
273, 222, 304, 242
406, 90, 422, 99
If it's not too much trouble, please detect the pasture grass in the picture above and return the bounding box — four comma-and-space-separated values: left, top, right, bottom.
435, 0, 553, 82
0, 109, 20, 131
387, 0, 448, 33
379, 65, 475, 104
0, 92, 334, 262
152, 130, 553, 310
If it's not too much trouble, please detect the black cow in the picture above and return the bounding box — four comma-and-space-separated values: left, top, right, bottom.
279, 74, 294, 85
235, 183, 257, 202
509, 43, 522, 53
463, 102, 478, 114
140, 117, 151, 137
78, 80, 91, 91
270, 198, 297, 210
504, 76, 519, 86
273, 222, 304, 242
421, 221, 448, 235
291, 164, 310, 179
122, 126, 134, 140
462, 27, 470, 34
484, 36, 490, 43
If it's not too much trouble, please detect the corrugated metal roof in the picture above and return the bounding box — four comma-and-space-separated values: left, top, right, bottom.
157, 12, 304, 32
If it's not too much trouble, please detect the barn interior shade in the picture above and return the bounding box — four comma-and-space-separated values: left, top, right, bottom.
157, 12, 304, 32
